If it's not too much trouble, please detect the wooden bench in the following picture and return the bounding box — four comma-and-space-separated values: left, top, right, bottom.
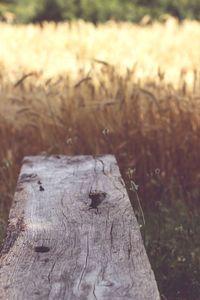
0, 155, 160, 300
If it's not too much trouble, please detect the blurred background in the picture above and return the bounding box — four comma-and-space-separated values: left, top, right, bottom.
0, 1, 200, 300
1, 0, 200, 23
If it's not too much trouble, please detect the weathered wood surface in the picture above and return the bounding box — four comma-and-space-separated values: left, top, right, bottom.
0, 155, 160, 300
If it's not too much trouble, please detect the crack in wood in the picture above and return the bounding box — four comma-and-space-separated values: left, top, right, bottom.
77, 233, 89, 290
96, 157, 106, 176
110, 222, 114, 249
48, 260, 57, 284
92, 283, 98, 300
19, 173, 38, 183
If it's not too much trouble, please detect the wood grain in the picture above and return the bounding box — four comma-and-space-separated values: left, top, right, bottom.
0, 155, 160, 300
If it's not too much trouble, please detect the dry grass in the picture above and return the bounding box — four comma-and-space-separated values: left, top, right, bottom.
1, 18, 200, 85
0, 18, 200, 222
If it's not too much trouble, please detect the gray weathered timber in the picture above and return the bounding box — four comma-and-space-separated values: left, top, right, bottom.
0, 155, 160, 300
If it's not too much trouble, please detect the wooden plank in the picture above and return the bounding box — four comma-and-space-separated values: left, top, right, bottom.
0, 155, 160, 300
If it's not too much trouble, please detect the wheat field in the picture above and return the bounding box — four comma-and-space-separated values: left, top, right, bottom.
0, 18, 200, 223
1, 17, 200, 299
1, 18, 200, 85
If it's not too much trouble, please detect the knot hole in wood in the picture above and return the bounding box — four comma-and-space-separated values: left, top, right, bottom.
88, 190, 107, 210
34, 246, 50, 253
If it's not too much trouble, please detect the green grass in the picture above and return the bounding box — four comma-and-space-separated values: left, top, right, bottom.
144, 201, 200, 300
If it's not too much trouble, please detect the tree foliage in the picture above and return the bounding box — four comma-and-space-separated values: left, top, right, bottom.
1, 0, 200, 23
0, 0, 200, 23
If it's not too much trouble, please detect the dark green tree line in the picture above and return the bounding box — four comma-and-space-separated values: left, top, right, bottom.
1, 0, 200, 24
